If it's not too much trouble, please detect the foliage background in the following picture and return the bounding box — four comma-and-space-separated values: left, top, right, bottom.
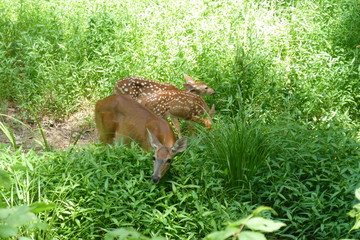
0, 0, 360, 239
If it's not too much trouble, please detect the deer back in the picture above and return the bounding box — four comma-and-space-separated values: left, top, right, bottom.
114, 75, 215, 100
140, 90, 213, 125
114, 76, 178, 99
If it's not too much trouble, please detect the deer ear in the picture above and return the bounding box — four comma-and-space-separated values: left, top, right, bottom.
147, 129, 162, 149
183, 83, 195, 91
183, 74, 195, 84
172, 137, 187, 154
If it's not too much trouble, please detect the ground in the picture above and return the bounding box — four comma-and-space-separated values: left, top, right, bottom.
0, 104, 97, 150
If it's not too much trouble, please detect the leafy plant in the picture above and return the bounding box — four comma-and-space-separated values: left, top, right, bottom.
348, 188, 360, 232
0, 204, 54, 239
105, 228, 166, 240
0, 169, 55, 239
104, 206, 285, 240
251, 120, 360, 239
205, 206, 285, 240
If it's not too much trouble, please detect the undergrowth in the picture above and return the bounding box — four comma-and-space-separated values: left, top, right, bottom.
1, 119, 360, 239
0, 143, 249, 239
0, 0, 360, 239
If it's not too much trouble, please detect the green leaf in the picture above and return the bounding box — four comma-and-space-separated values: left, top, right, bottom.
19, 237, 32, 240
0, 121, 17, 150
353, 203, 360, 211
29, 202, 55, 213
205, 226, 239, 240
0, 225, 18, 238
6, 206, 37, 226
245, 217, 286, 232
228, 218, 248, 227
252, 206, 277, 216
355, 188, 360, 201
205, 231, 228, 240
0, 208, 13, 219
0, 169, 11, 189
31, 221, 49, 230
350, 219, 360, 232
238, 231, 266, 240
104, 228, 145, 240
150, 237, 166, 240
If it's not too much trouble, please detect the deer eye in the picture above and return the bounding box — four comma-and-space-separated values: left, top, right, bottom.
152, 156, 156, 161
166, 159, 172, 164
205, 87, 208, 89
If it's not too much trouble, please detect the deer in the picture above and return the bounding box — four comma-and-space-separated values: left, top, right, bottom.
113, 74, 216, 99
138, 90, 215, 137
114, 74, 216, 136
95, 94, 187, 183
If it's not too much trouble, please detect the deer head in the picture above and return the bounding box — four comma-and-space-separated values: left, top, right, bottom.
183, 74, 216, 96
147, 129, 187, 183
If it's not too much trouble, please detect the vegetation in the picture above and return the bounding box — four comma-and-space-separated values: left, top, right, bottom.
200, 116, 273, 187
0, 0, 360, 239
348, 188, 360, 233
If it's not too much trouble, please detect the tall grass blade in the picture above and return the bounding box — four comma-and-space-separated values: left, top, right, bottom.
0, 121, 17, 150
30, 110, 52, 151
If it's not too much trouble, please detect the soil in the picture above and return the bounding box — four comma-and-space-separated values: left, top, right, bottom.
0, 104, 97, 150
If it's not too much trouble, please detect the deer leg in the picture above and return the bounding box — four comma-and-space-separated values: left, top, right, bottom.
171, 118, 182, 138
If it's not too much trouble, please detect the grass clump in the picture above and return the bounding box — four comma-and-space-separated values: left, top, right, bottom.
201, 115, 272, 187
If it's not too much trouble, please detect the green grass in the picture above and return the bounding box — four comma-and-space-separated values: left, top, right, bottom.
0, 143, 249, 239
0, 0, 359, 123
1, 124, 359, 239
1, 0, 360, 239
200, 115, 273, 187
251, 120, 360, 239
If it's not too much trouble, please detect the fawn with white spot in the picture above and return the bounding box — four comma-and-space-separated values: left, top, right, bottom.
114, 74, 216, 98
139, 90, 215, 136
114, 74, 216, 136
95, 94, 187, 183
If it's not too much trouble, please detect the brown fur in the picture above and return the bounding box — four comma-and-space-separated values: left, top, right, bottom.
95, 94, 187, 183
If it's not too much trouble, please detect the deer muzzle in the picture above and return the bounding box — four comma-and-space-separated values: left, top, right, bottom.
152, 159, 170, 183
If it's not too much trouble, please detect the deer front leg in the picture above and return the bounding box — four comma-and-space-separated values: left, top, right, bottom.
171, 117, 182, 138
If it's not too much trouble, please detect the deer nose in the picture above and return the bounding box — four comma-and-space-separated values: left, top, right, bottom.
151, 175, 160, 183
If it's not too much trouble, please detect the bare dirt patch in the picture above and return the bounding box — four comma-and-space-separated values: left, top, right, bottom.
0, 105, 97, 150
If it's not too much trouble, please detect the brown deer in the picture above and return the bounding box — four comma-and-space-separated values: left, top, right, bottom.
95, 94, 187, 183
138, 90, 215, 136
113, 74, 216, 99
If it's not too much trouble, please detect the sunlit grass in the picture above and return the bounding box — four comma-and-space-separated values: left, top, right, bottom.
0, 0, 358, 123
